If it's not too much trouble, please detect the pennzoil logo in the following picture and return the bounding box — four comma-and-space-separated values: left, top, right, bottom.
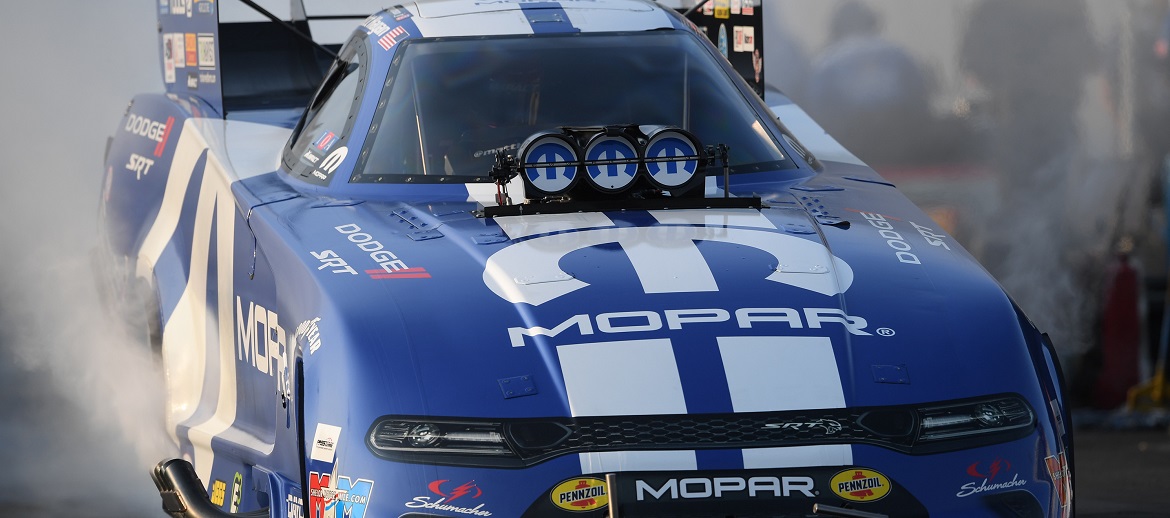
551, 478, 608, 512
830, 468, 890, 502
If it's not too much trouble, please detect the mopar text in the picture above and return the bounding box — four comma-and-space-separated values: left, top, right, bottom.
235, 297, 287, 391
509, 307, 872, 347
635, 476, 816, 501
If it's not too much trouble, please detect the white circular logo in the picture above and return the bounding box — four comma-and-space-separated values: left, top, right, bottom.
645, 131, 698, 188
523, 137, 578, 195
585, 136, 638, 191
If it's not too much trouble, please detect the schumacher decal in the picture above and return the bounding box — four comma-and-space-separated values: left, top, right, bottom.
957, 458, 1025, 498
404, 479, 491, 516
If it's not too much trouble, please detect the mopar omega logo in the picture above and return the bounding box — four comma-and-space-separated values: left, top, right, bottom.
483, 210, 854, 306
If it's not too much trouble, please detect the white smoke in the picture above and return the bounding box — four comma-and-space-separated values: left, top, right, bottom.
0, 3, 175, 516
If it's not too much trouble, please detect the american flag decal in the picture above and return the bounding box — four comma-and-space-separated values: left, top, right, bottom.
378, 26, 408, 51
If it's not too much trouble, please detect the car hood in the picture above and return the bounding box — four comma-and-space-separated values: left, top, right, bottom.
259, 175, 1038, 433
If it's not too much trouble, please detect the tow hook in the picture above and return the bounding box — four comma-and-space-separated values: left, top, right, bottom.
151, 459, 270, 518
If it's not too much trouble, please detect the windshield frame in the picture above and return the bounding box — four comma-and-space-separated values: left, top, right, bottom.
349, 30, 800, 185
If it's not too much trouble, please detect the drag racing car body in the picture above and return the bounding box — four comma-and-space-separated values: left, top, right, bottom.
96, 1, 1072, 516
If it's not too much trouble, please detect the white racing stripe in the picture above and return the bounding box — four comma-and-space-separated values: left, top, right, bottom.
494, 212, 613, 240
649, 209, 777, 229
580, 450, 698, 475
557, 338, 687, 416
718, 336, 845, 411
719, 336, 852, 467
137, 118, 275, 483
560, 339, 698, 473
742, 445, 853, 469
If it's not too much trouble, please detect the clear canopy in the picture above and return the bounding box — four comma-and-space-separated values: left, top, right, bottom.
355, 31, 794, 183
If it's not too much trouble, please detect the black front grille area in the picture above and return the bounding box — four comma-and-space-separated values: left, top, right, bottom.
506, 408, 907, 465
368, 394, 1035, 467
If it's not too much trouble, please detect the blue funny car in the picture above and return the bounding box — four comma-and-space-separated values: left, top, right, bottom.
96, 1, 1072, 516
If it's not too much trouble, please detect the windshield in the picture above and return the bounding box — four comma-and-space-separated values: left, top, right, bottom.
354, 31, 794, 183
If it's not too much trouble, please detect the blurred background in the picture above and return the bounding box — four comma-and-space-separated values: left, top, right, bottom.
1, 0, 1169, 516
767, 0, 1170, 419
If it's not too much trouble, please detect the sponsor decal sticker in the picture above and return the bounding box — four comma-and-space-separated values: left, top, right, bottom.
551, 478, 608, 512
185, 33, 198, 67
173, 33, 186, 69
235, 297, 291, 399
428, 480, 482, 502
635, 476, 816, 501
309, 472, 375, 518
163, 34, 176, 84
310, 146, 348, 181
310, 250, 357, 275
209, 479, 227, 507
197, 33, 215, 68
830, 469, 890, 502
335, 223, 431, 279
733, 26, 755, 53
390, 6, 411, 20
123, 114, 174, 157
361, 16, 391, 37
956, 457, 1026, 498
231, 472, 243, 513
405, 480, 491, 516
1045, 452, 1071, 514
508, 306, 875, 347
295, 317, 323, 355
310, 423, 342, 463
287, 493, 304, 518
187, 72, 199, 90
910, 221, 951, 250
126, 153, 154, 180
855, 210, 921, 265
714, 0, 730, 19
313, 131, 337, 152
